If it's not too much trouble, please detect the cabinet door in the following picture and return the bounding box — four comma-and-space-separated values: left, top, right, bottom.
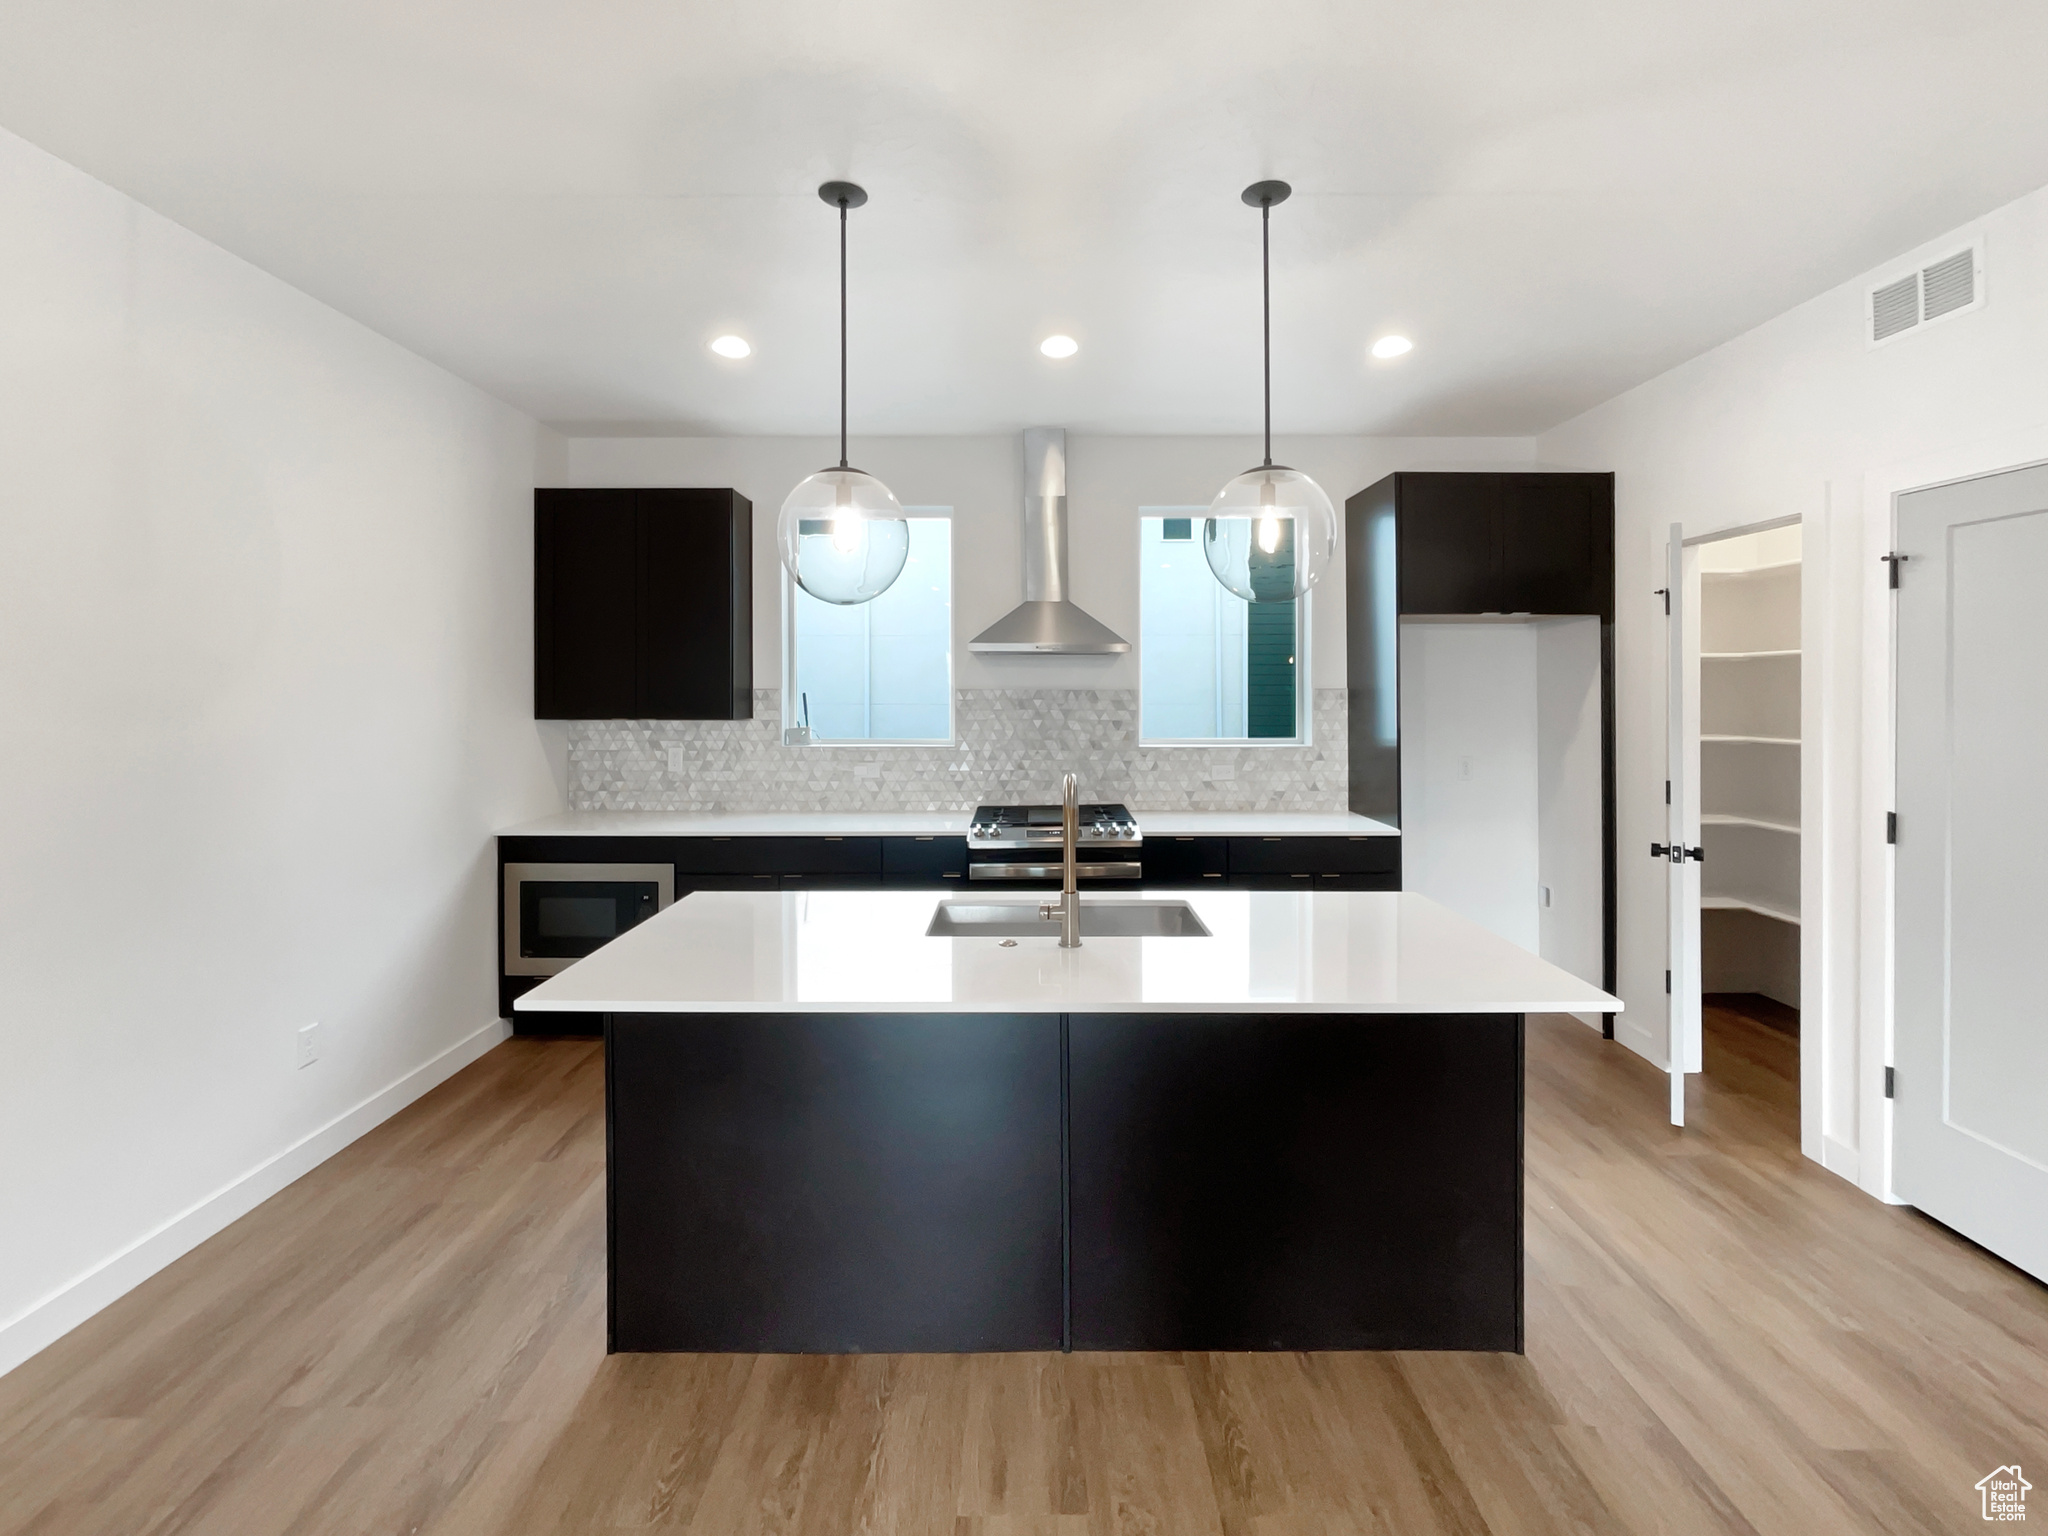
1497, 475, 1612, 618
638, 490, 753, 720
1067, 1011, 1523, 1350
883, 837, 970, 884
610, 1011, 1064, 1352
536, 489, 638, 718
1140, 837, 1229, 885
1397, 475, 1500, 614
1226, 836, 1399, 877
673, 837, 882, 877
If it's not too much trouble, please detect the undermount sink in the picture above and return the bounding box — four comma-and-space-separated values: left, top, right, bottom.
926, 899, 1212, 939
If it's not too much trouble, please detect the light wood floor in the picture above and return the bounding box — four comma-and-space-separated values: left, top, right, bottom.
4, 1013, 2043, 1535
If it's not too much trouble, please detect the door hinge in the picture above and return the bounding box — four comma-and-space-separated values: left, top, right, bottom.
1665, 779, 1671, 805
1885, 1065, 1895, 1099
1654, 587, 1670, 614
1881, 552, 1909, 588
1886, 811, 1897, 844
1665, 969, 1672, 994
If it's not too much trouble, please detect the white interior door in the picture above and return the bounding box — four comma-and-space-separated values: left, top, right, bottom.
1894, 464, 2048, 1280
1663, 525, 1703, 1125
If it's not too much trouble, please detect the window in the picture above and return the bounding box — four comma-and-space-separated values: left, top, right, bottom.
1139, 512, 1306, 742
787, 513, 952, 741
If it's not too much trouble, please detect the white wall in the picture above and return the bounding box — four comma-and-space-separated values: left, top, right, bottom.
563, 435, 1537, 701
1399, 622, 1540, 951
1536, 617, 1606, 1000
1538, 177, 2048, 1194
0, 128, 560, 1376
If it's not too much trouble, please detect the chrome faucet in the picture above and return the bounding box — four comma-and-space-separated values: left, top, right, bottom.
1039, 772, 1082, 947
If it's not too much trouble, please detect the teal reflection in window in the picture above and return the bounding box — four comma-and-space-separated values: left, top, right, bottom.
1139, 514, 1302, 741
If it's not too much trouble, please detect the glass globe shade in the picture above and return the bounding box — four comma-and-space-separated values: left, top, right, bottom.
776, 467, 910, 606
1202, 465, 1338, 603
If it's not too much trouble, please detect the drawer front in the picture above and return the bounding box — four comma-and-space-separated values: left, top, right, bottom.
1140, 837, 1229, 885
673, 873, 780, 891
1225, 836, 1399, 876
673, 836, 882, 876
882, 836, 970, 882
1230, 870, 1400, 891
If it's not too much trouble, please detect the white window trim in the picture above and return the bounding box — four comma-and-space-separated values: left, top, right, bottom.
781, 507, 956, 746
1136, 510, 1313, 748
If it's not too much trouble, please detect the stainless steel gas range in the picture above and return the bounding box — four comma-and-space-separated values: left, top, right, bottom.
966, 802, 1142, 882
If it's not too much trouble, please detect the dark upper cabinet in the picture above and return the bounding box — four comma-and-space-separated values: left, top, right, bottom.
536, 488, 753, 720
1344, 471, 1614, 829
1393, 475, 1502, 614
1496, 476, 1610, 618
1382, 472, 1614, 620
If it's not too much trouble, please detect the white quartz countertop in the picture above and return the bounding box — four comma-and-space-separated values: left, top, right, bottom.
498, 810, 1398, 838
516, 889, 1618, 1015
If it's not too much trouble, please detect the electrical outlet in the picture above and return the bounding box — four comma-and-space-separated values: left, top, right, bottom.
296, 1022, 320, 1069
666, 747, 686, 774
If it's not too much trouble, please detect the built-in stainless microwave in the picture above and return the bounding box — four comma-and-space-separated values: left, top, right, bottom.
502, 862, 675, 977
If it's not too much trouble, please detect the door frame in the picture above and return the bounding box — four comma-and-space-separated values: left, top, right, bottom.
1679, 524, 1794, 1138
1858, 424, 2048, 1205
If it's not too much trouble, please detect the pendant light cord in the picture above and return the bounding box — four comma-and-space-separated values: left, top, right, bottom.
838, 197, 849, 470
1262, 200, 1272, 469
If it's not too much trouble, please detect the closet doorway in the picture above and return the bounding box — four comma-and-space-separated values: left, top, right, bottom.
1666, 518, 1803, 1133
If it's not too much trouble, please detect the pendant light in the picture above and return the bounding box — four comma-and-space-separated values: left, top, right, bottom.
1203, 180, 1338, 605
776, 182, 909, 606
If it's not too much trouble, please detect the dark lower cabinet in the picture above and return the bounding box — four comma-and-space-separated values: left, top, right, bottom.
604, 1008, 1524, 1355
1226, 836, 1399, 888
1066, 1012, 1523, 1352
882, 836, 970, 884
673, 837, 882, 879
1140, 836, 1230, 885
607, 1012, 1064, 1353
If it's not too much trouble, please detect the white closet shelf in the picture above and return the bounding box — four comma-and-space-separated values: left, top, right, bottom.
1702, 734, 1800, 745
1702, 559, 1801, 578
1702, 895, 1801, 924
1701, 814, 1800, 833
1701, 648, 1800, 659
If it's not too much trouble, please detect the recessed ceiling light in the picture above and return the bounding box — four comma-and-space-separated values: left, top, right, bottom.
1040, 335, 1079, 359
709, 335, 752, 359
1371, 335, 1413, 360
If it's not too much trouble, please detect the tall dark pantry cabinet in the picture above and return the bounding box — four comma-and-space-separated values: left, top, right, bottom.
1345, 471, 1618, 1029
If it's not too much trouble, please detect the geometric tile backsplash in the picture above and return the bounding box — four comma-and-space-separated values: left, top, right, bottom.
568, 688, 1350, 813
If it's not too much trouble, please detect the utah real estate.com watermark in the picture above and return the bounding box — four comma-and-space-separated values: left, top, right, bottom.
1978, 1465, 2030, 1523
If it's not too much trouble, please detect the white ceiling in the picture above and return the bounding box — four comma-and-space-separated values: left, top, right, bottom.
4, 0, 2047, 436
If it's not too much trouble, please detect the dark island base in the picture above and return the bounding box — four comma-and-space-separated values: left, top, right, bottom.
606, 1011, 1523, 1355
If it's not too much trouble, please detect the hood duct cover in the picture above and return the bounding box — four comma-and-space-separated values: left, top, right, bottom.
969, 427, 1131, 654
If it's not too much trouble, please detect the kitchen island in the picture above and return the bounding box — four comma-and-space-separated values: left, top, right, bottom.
517, 888, 1619, 1355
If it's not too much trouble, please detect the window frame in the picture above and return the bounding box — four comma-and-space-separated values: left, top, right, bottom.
1136, 508, 1313, 748
780, 507, 956, 746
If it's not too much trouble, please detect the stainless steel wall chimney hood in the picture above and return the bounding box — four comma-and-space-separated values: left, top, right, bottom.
969, 427, 1130, 654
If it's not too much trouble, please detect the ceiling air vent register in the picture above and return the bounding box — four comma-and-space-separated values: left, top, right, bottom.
1867, 241, 1982, 345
